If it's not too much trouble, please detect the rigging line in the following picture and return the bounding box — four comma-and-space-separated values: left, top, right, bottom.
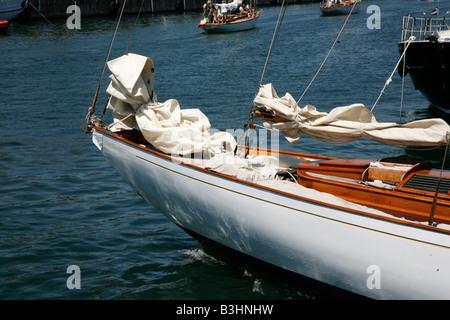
88, 0, 128, 119
259, 0, 288, 87
125, 0, 146, 54
242, 0, 288, 131
399, 49, 407, 122
238, 0, 288, 155
28, 1, 53, 25
297, 2, 356, 105
428, 132, 450, 226
370, 35, 415, 113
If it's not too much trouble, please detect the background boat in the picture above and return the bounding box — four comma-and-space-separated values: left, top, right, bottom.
320, 0, 361, 16
199, 12, 259, 33
198, 0, 260, 33
0, 0, 28, 21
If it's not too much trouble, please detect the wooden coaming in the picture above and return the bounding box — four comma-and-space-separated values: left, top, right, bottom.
296, 158, 374, 180
297, 159, 450, 224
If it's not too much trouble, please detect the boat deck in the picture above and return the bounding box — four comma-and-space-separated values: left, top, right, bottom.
110, 128, 450, 230
297, 158, 450, 225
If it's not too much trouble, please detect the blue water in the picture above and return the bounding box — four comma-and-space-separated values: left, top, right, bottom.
1, 0, 448, 300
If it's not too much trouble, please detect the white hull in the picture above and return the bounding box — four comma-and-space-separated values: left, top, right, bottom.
0, 0, 27, 21
93, 128, 450, 299
200, 14, 259, 33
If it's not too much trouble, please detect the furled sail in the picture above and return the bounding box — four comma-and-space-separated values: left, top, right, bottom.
217, 0, 243, 13
105, 53, 236, 156
254, 83, 450, 147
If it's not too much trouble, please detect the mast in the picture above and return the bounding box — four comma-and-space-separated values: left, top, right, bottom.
437, 0, 440, 18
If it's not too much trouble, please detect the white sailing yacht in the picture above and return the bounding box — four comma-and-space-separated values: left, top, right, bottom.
84, 2, 450, 299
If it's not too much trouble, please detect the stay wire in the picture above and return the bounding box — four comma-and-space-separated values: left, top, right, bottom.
238, 0, 288, 156
370, 36, 415, 113
297, 2, 356, 105
243, 0, 288, 131
125, 0, 146, 54
28, 1, 53, 25
259, 0, 288, 88
399, 48, 407, 122
428, 132, 450, 226
88, 0, 128, 121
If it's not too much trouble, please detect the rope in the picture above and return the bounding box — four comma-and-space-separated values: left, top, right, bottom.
399, 48, 407, 122
297, 2, 356, 104
238, 0, 288, 156
125, 0, 146, 54
259, 0, 288, 87
86, 0, 128, 123
370, 36, 415, 112
428, 132, 450, 226
242, 0, 288, 132
106, 113, 134, 131
28, 2, 53, 25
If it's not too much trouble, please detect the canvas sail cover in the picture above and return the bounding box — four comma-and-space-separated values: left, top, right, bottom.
105, 53, 236, 156
254, 83, 450, 147
217, 0, 243, 12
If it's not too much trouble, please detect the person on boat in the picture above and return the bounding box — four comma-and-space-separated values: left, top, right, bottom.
212, 5, 218, 23
203, 0, 212, 22
219, 3, 228, 23
214, 4, 225, 24
239, 4, 245, 16
245, 4, 254, 18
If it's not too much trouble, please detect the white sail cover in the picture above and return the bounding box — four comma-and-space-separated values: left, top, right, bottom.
105, 53, 236, 156
254, 83, 450, 147
216, 0, 243, 12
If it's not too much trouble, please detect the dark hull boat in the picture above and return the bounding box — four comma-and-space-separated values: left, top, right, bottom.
398, 12, 450, 111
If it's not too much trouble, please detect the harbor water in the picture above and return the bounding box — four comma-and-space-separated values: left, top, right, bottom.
1, 0, 448, 301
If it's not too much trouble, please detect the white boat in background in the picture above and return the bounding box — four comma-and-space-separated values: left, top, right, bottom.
0, 0, 28, 21
84, 3, 450, 299
198, 0, 260, 33
320, 0, 361, 16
